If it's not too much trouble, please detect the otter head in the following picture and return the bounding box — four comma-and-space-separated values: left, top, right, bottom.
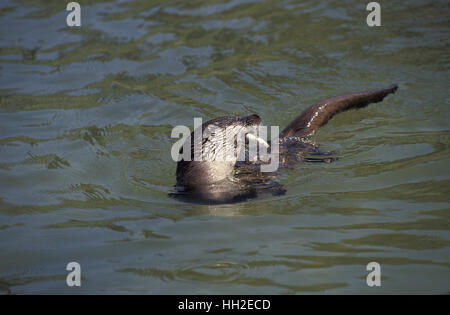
175, 114, 268, 189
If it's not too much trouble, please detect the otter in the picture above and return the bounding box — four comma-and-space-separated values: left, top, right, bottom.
171, 84, 398, 204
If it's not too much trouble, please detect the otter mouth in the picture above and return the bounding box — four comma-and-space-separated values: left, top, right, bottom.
240, 114, 269, 149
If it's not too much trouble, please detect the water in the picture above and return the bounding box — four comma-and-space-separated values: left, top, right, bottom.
0, 0, 449, 294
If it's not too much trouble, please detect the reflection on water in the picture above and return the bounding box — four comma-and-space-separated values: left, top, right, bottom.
0, 0, 449, 294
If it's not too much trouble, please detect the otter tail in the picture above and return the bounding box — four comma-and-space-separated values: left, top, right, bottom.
280, 84, 398, 139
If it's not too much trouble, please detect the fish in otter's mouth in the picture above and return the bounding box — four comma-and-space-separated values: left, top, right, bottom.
171, 84, 399, 204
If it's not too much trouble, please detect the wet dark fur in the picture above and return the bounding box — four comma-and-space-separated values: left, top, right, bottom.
172, 84, 398, 204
